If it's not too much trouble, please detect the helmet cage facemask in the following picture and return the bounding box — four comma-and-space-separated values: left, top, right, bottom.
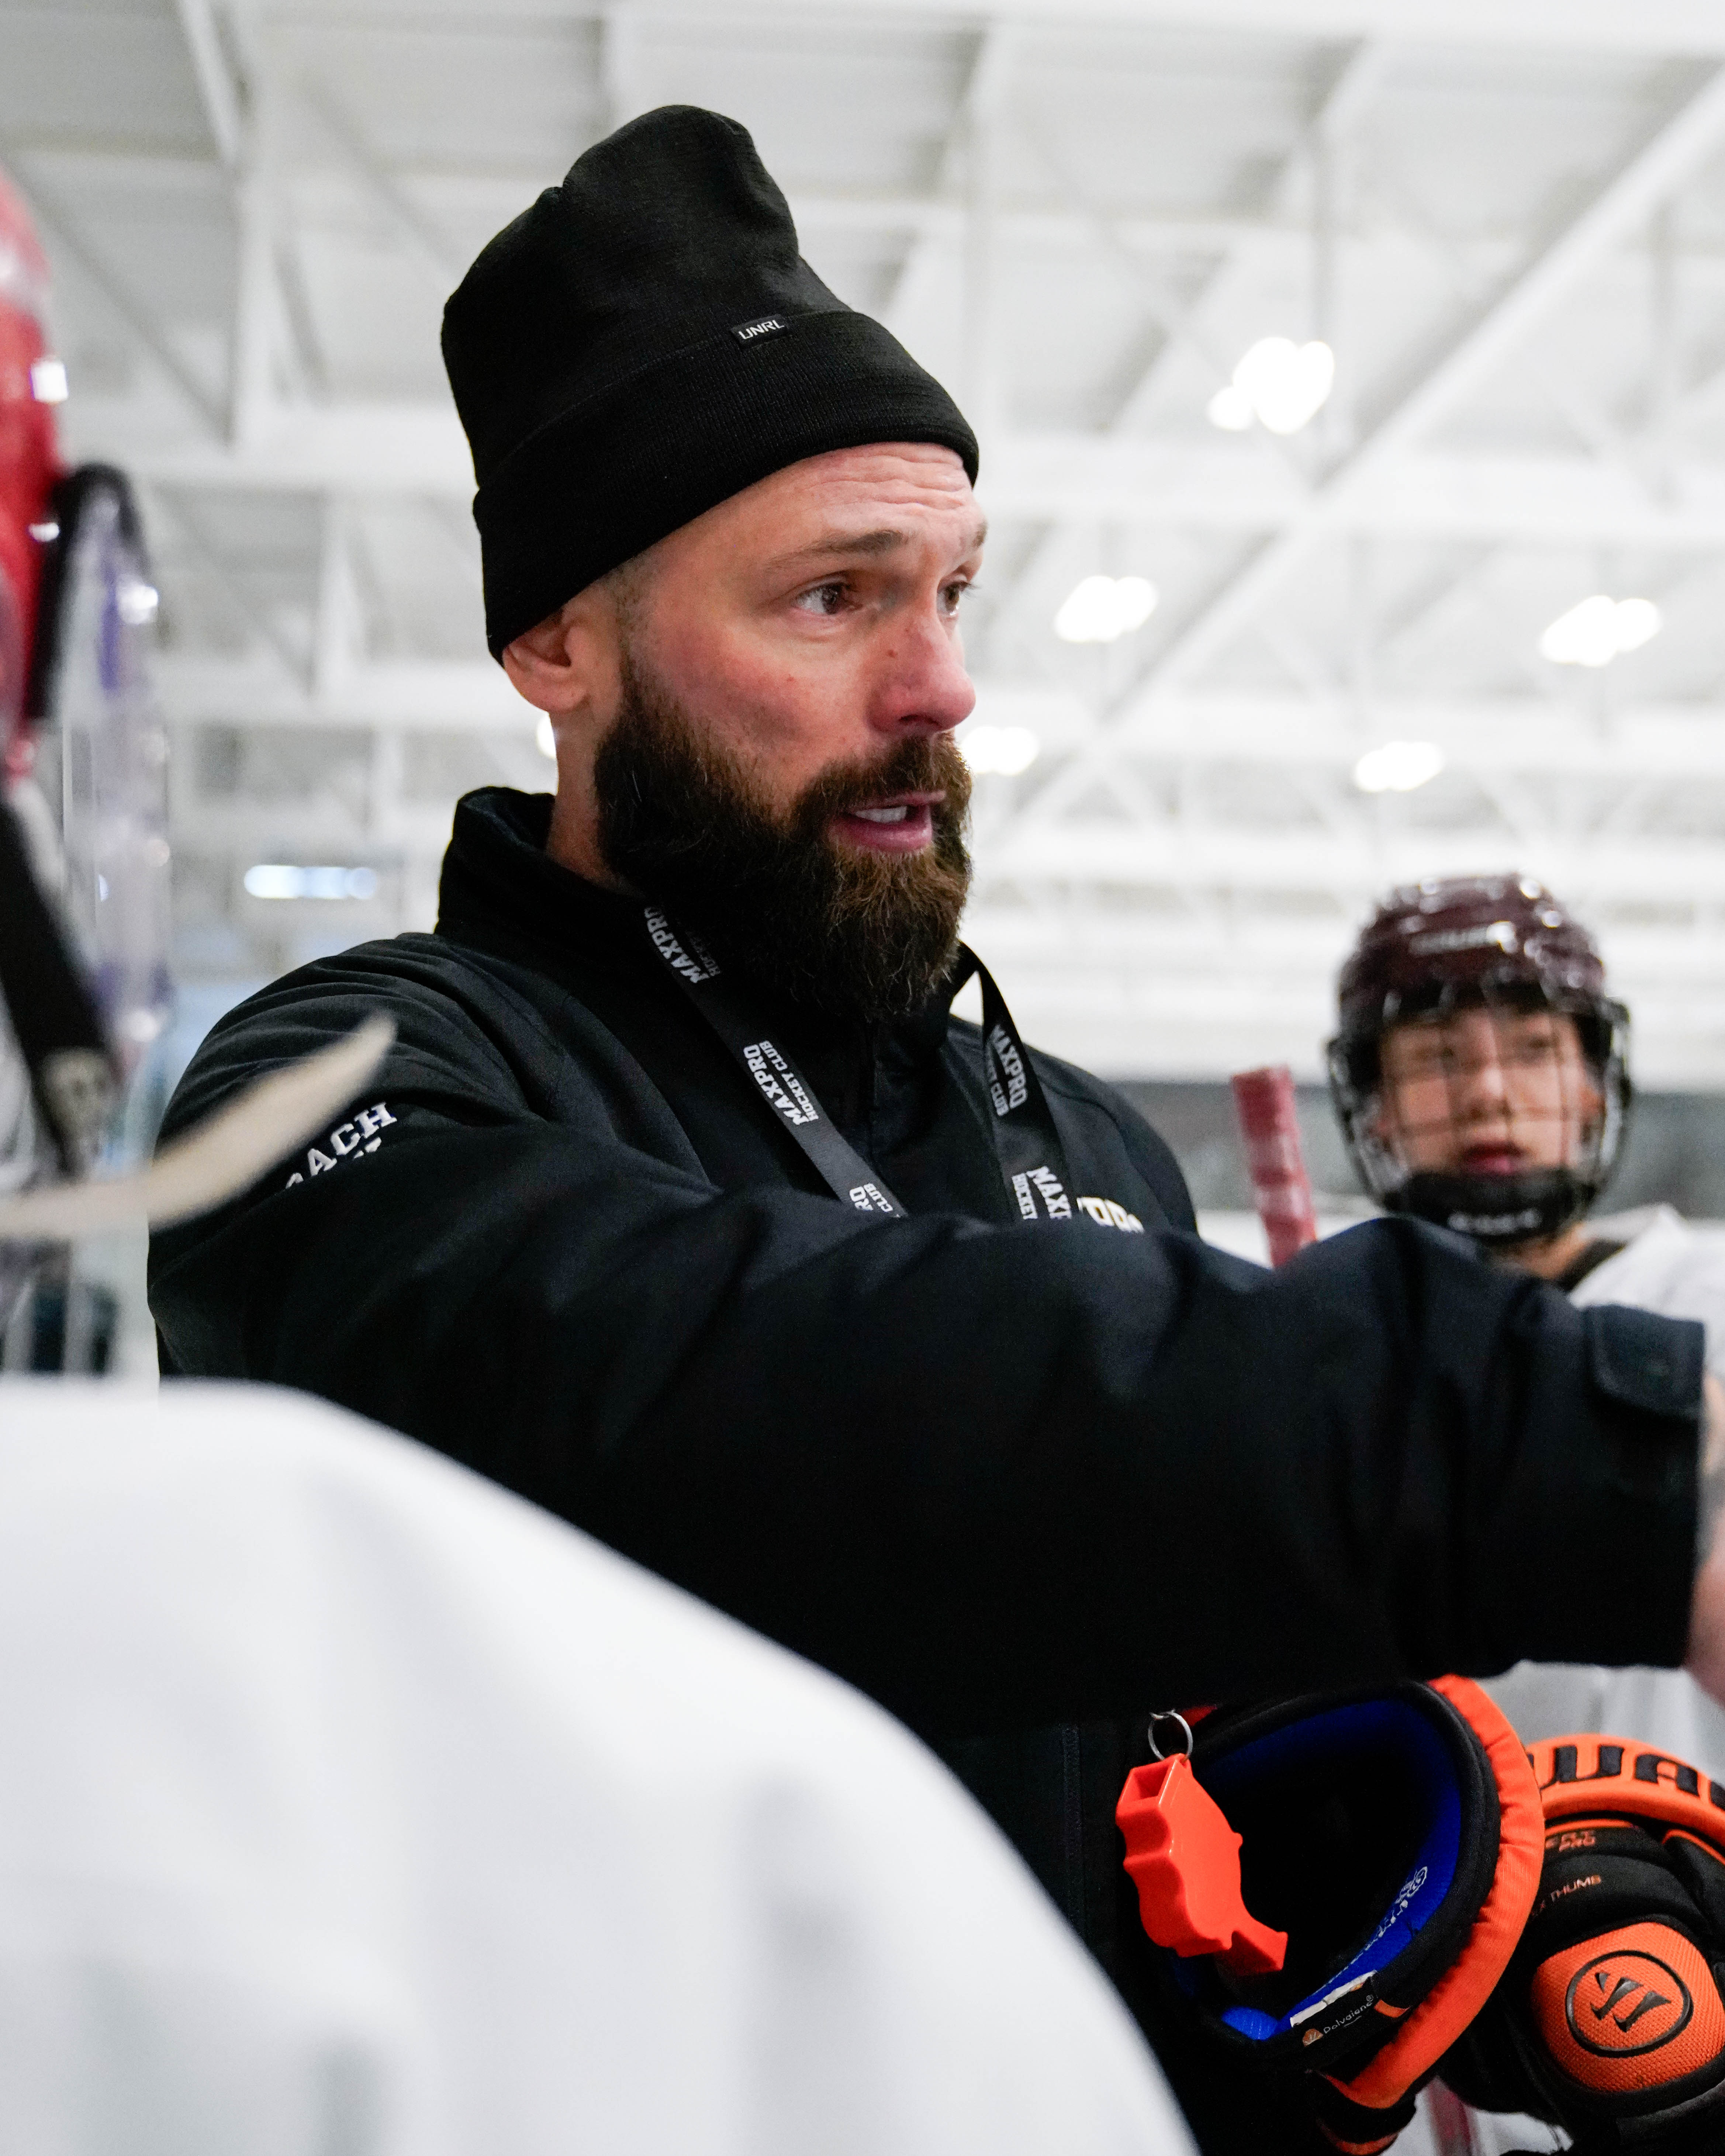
1327, 976, 1631, 1253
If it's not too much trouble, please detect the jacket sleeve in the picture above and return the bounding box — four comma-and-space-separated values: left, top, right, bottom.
149, 965, 1706, 1739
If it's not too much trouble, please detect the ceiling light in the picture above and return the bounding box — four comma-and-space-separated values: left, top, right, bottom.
1206, 383, 1254, 431
1353, 741, 1445, 795
1540, 596, 1617, 668
1609, 596, 1661, 653
245, 864, 378, 900
1209, 337, 1334, 436
536, 712, 556, 760
28, 356, 67, 404
961, 724, 1040, 776
115, 578, 159, 626
1054, 574, 1158, 644
1539, 594, 1661, 668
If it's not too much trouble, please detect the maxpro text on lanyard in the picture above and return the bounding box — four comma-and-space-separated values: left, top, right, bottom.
643, 906, 1077, 1222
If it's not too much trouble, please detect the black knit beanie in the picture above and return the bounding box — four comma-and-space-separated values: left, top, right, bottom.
442, 105, 980, 658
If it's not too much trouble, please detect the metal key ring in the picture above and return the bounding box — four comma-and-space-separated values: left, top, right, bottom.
1146, 1710, 1194, 1761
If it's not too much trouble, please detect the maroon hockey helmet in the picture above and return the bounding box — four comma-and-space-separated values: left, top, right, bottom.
1328, 875, 1630, 1250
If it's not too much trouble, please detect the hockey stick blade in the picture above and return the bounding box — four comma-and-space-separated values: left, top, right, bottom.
0, 1015, 395, 1241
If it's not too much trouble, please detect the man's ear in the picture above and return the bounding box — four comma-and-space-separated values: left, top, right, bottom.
502, 593, 618, 716
501, 608, 578, 712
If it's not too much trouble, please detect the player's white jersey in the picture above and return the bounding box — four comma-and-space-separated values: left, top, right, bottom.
1573, 1205, 1725, 1359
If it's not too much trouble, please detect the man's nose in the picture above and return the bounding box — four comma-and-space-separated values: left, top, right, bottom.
871, 604, 976, 735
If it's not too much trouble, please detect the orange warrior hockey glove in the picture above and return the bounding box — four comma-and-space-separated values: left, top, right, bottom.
1441, 1733, 1725, 2152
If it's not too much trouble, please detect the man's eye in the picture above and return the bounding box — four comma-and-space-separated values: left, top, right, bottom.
794, 581, 848, 616
941, 579, 972, 614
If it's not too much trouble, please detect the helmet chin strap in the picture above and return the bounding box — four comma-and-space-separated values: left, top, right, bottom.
1385, 1166, 1595, 1252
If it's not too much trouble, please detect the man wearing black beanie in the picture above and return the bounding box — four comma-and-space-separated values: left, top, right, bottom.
152, 108, 1725, 2154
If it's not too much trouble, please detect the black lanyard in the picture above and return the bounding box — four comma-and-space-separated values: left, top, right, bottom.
642, 905, 1076, 1222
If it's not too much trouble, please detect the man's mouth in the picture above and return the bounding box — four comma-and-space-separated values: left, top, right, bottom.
832, 792, 943, 853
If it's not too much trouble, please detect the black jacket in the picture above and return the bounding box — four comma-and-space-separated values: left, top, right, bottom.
152, 788, 1705, 2149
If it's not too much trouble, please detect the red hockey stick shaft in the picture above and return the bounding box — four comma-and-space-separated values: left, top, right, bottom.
1228, 1064, 1319, 1267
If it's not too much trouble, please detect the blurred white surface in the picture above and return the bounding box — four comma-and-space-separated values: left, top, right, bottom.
0, 1380, 1192, 2156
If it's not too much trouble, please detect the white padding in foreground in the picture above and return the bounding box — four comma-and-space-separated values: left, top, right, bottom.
0, 1381, 1192, 2156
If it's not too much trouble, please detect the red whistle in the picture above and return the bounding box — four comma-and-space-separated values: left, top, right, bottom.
1116, 1754, 1287, 1977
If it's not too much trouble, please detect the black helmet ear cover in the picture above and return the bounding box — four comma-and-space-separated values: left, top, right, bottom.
1137, 1678, 1543, 2152
1442, 1736, 1725, 2151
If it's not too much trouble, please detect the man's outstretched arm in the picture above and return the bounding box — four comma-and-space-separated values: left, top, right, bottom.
152, 968, 1708, 1739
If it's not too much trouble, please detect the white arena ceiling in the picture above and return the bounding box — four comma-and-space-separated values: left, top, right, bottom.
14, 0, 1725, 1080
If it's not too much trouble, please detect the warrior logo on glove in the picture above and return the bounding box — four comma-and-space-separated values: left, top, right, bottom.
1553, 1937, 1701, 2059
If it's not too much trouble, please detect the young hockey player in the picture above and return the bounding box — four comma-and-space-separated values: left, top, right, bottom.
1330, 876, 1725, 1783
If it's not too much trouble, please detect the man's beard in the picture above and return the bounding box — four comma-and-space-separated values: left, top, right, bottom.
593, 649, 973, 1022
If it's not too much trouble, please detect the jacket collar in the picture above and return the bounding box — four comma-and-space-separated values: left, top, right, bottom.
435, 786, 642, 969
